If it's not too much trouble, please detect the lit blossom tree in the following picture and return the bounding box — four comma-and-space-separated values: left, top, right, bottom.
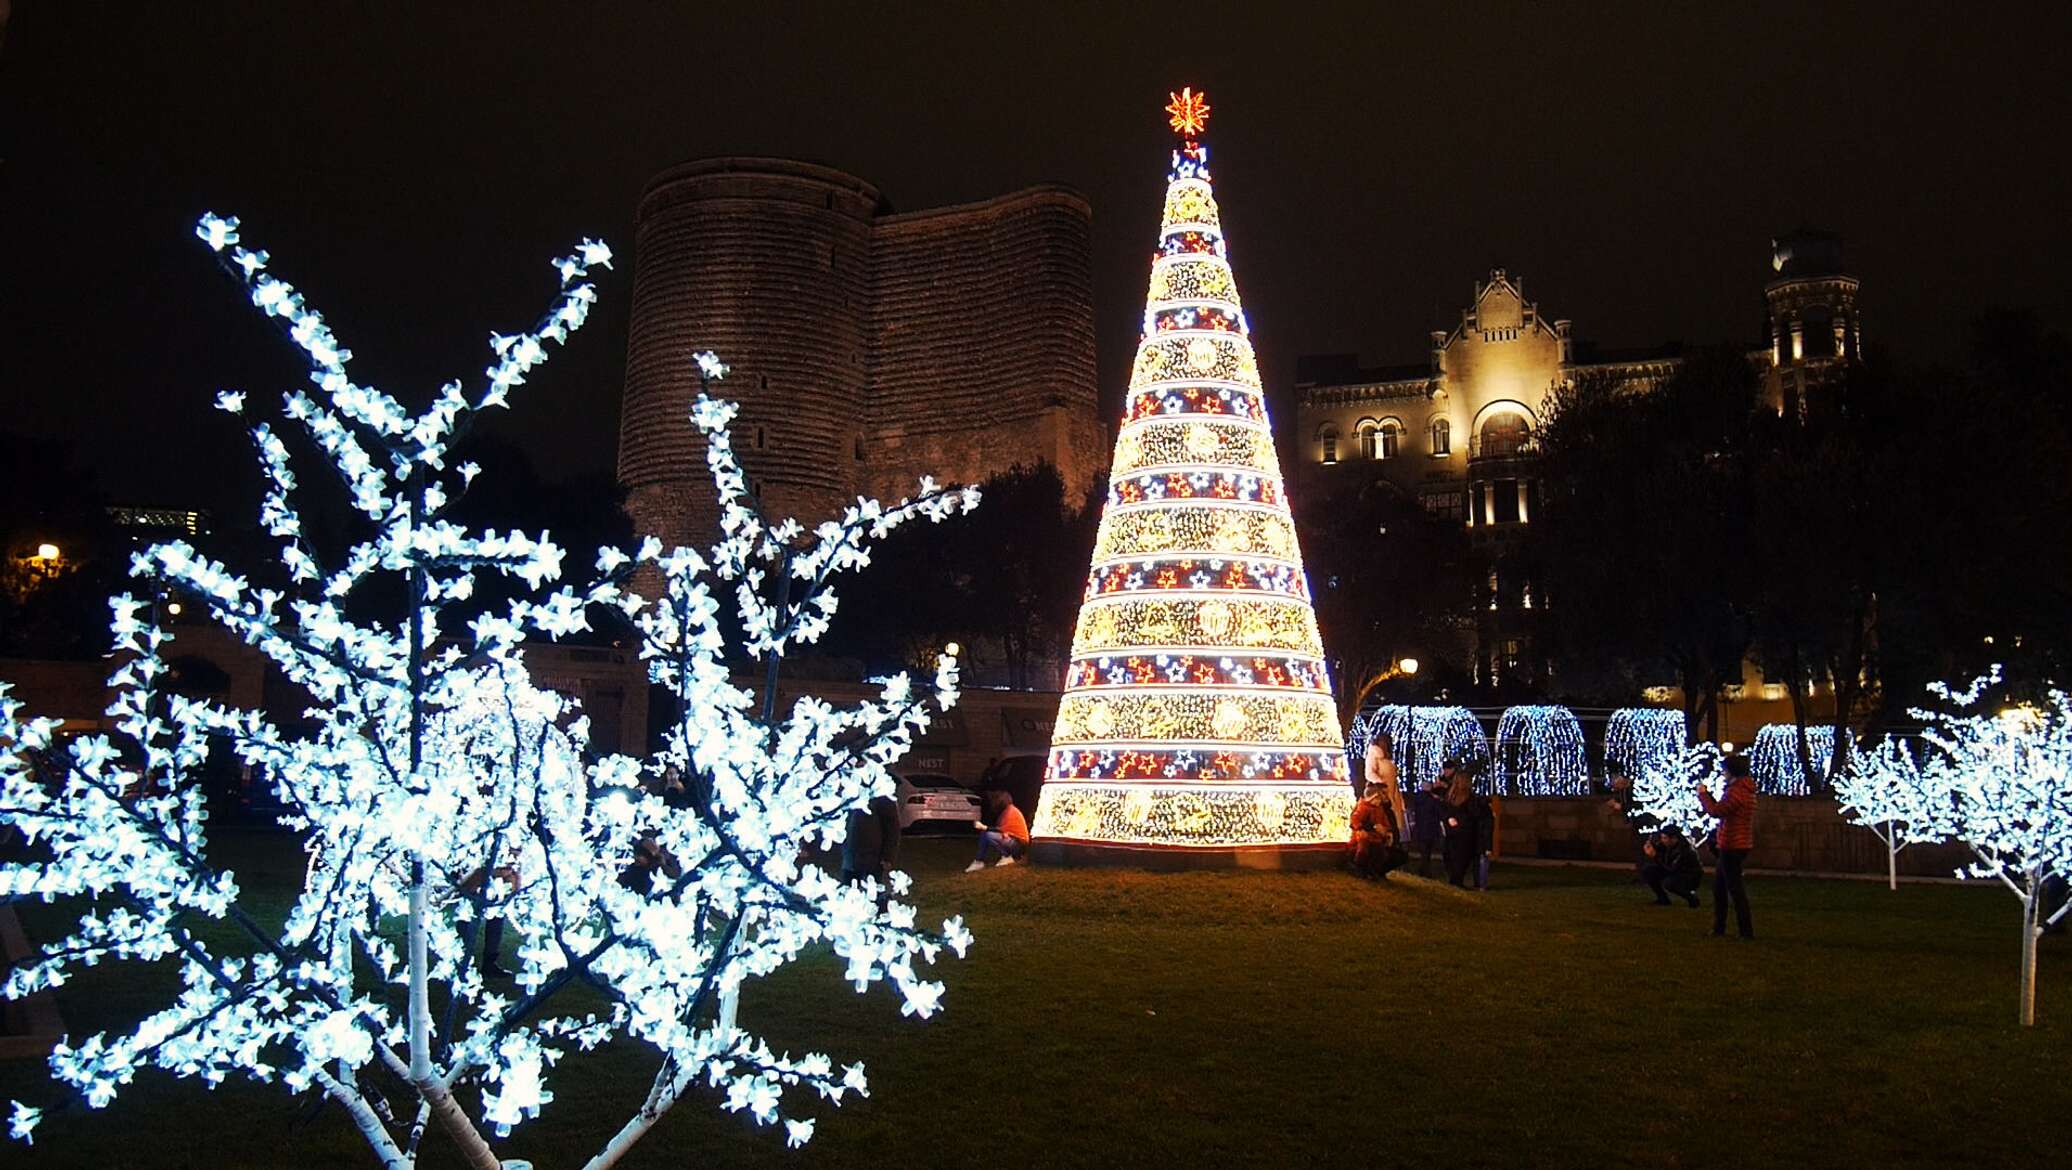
1839, 670, 2072, 1026
1629, 740, 1726, 846
1830, 735, 1957, 891
0, 215, 979, 1165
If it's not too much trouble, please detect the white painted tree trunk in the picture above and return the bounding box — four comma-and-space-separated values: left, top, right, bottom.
582, 986, 745, 1170
407, 874, 504, 1170
1886, 824, 1898, 891
313, 1067, 412, 1170
2019, 888, 2040, 1028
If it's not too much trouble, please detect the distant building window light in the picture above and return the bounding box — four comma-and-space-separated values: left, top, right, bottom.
1429, 417, 1451, 456
1378, 422, 1399, 459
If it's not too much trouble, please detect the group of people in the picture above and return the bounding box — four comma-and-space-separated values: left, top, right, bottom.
1353, 735, 1495, 889
1353, 734, 1762, 939
1607, 754, 1759, 939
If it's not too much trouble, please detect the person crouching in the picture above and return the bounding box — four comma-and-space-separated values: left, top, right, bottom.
967, 790, 1030, 872
1640, 826, 1703, 908
1350, 781, 1409, 880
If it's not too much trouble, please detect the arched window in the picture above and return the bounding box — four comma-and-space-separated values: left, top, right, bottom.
1474, 408, 1533, 457
1317, 423, 1341, 465
1428, 416, 1451, 456
1357, 417, 1401, 460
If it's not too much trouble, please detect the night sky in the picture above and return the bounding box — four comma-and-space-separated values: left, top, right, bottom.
5, 3, 2067, 512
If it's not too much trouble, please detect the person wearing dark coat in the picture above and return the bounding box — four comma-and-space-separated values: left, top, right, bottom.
841, 794, 903, 899
1640, 827, 1703, 907
1409, 776, 1448, 877
1441, 767, 1493, 890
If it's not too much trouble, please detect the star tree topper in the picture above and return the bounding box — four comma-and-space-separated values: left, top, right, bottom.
1166, 86, 1211, 137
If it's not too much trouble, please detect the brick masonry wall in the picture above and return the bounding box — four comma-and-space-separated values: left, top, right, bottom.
620, 158, 879, 548
868, 188, 1105, 505
619, 160, 1105, 553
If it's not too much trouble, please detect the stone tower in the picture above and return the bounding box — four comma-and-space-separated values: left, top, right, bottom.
617, 158, 1104, 553
1763, 228, 1861, 417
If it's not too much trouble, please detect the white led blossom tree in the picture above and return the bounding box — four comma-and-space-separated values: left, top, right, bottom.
1830, 735, 1957, 890
1839, 670, 2072, 1026
0, 215, 979, 1165
1629, 740, 1726, 845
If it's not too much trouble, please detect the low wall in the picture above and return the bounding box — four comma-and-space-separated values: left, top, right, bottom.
1491, 795, 1973, 877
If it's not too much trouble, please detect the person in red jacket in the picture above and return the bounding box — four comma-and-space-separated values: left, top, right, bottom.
1698, 753, 1758, 939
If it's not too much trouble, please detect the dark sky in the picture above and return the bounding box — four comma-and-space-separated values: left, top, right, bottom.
5, 2, 2067, 511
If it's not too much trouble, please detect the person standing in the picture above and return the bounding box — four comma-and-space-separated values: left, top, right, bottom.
842, 793, 903, 897
1603, 763, 1654, 879
1698, 754, 1758, 939
1410, 775, 1448, 877
1441, 766, 1491, 890
1364, 734, 1407, 853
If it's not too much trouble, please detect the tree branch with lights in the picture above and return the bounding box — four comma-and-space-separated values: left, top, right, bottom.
0, 215, 979, 1164
1836, 670, 2071, 1025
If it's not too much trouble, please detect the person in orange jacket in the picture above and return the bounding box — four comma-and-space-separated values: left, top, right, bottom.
1698, 753, 1758, 939
1349, 780, 1408, 880
967, 789, 1030, 872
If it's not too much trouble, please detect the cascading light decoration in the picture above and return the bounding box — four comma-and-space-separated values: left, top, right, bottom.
1606, 707, 1687, 777
1346, 704, 1490, 795
1492, 705, 1589, 796
1750, 722, 1837, 796
1031, 89, 1353, 855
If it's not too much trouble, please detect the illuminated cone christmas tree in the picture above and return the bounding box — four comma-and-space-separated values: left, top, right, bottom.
1032, 89, 1353, 857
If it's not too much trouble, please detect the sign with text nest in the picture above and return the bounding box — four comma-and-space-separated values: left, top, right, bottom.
1001, 707, 1055, 750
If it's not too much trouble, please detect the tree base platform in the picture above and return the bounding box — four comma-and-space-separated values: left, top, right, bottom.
1028, 840, 1349, 872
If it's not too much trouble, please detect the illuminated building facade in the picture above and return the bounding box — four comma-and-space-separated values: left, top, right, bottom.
1030, 90, 1354, 864
1294, 230, 1860, 687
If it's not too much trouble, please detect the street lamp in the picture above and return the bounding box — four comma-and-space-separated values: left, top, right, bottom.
1397, 657, 1420, 676
35, 543, 60, 561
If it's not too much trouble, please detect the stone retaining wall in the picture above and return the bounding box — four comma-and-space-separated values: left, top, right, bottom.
1490, 795, 1973, 877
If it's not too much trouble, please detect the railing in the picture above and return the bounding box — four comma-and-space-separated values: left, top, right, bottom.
1469, 436, 1540, 460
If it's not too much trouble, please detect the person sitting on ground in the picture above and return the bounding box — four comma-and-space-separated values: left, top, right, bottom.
1640, 826, 1703, 907
1410, 774, 1448, 877
1349, 780, 1409, 880
967, 790, 1029, 872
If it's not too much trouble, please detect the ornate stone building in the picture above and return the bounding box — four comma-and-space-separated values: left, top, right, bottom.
1294, 231, 1859, 686
618, 158, 1105, 547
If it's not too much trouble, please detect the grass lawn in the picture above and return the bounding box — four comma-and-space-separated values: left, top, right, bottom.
4, 832, 2068, 1169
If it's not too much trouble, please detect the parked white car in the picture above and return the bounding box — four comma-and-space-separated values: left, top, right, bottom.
894, 771, 983, 832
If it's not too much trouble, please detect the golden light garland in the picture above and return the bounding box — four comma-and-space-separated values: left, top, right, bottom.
1070, 596, 1322, 656
1054, 689, 1343, 748
1035, 782, 1354, 848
